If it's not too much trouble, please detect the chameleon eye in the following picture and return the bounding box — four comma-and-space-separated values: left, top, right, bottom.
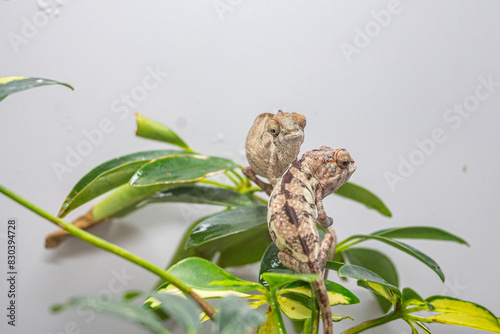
336, 151, 352, 169
267, 120, 281, 137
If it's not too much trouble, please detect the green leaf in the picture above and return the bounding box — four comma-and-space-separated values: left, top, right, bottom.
92, 183, 169, 221
277, 294, 316, 321
343, 248, 398, 286
55, 296, 169, 334
145, 285, 252, 311
165, 257, 262, 292
402, 287, 434, 310
335, 182, 392, 217
338, 264, 401, 305
51, 304, 65, 313
279, 280, 360, 307
258, 229, 330, 286
415, 321, 433, 333
186, 206, 267, 249
262, 272, 319, 290
214, 295, 265, 334
0, 76, 73, 102
324, 261, 345, 272
215, 224, 272, 267
259, 243, 293, 286
343, 247, 398, 312
409, 296, 500, 333
374, 226, 468, 245
343, 234, 445, 282
404, 319, 419, 334
122, 290, 143, 300
277, 294, 352, 322
130, 154, 239, 187
135, 114, 193, 151
150, 293, 201, 334
141, 185, 263, 208
166, 212, 272, 272
58, 150, 187, 217
276, 281, 357, 322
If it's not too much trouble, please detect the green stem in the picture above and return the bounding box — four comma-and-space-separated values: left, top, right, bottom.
335, 238, 364, 253
341, 312, 401, 334
199, 179, 236, 191
230, 169, 245, 184
224, 171, 240, 187
243, 186, 264, 193
93, 183, 168, 221
0, 184, 216, 320
308, 288, 320, 334
269, 289, 287, 334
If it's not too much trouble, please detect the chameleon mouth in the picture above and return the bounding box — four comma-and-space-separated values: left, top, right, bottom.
285, 133, 304, 141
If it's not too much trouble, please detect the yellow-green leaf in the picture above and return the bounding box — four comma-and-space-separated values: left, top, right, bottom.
409, 296, 500, 333
278, 280, 359, 306
146, 284, 251, 309
257, 307, 282, 334
277, 295, 311, 320
277, 295, 351, 322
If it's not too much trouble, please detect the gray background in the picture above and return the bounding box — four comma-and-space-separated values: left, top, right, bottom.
1, 1, 500, 333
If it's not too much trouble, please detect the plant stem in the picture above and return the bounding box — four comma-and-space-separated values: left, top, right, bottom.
268, 289, 287, 334
230, 169, 245, 184
308, 289, 320, 334
224, 171, 240, 187
0, 184, 217, 319
341, 312, 401, 334
335, 239, 363, 253
199, 179, 236, 190
243, 186, 264, 193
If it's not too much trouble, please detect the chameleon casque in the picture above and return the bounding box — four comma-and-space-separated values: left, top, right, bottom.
267, 146, 356, 334
243, 110, 306, 195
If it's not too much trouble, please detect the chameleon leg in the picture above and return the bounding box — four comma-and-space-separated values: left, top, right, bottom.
278, 251, 311, 273
242, 166, 274, 195
318, 232, 334, 270
314, 193, 336, 280
323, 227, 337, 280
315, 194, 333, 228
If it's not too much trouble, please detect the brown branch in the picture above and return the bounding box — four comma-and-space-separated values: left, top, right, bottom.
45, 209, 105, 248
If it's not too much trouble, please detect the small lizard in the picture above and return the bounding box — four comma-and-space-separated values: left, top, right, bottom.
267, 146, 356, 334
243, 110, 306, 195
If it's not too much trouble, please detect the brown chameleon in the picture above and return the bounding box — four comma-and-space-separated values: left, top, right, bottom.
267, 146, 356, 334
243, 110, 306, 195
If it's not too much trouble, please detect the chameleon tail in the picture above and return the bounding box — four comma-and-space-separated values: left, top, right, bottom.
311, 278, 333, 334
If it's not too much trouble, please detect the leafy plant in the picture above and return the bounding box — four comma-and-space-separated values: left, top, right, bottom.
1, 77, 499, 333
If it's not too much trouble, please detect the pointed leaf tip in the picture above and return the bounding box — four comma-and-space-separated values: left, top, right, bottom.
135, 113, 192, 151
335, 182, 392, 217
0, 76, 73, 102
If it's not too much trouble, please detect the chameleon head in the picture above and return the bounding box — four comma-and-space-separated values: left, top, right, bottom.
266, 110, 306, 151
305, 146, 356, 195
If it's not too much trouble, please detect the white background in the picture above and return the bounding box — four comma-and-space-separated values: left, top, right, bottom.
1, 1, 500, 333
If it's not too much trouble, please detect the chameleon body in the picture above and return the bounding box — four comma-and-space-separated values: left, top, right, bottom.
267, 146, 356, 334
243, 110, 306, 195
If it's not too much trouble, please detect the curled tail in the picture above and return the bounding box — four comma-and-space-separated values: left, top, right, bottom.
311, 278, 332, 334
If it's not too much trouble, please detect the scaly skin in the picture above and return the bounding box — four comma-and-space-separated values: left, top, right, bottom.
243, 110, 306, 195
267, 146, 356, 334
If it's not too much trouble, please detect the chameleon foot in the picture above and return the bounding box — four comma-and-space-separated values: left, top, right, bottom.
242, 166, 274, 195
